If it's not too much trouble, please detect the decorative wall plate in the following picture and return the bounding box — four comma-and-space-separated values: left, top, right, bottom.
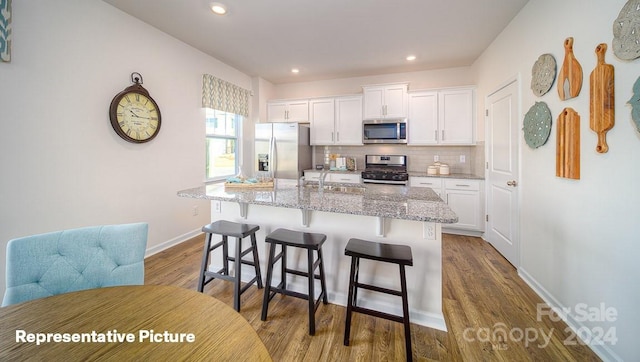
531, 54, 556, 97
523, 102, 552, 148
613, 0, 640, 60
629, 76, 640, 133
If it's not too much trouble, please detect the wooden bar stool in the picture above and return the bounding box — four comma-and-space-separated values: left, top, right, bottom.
197, 220, 263, 312
343, 238, 414, 362
261, 228, 328, 335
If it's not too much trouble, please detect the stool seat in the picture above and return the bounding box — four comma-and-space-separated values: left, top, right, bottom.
265, 228, 326, 249
345, 238, 413, 266
198, 220, 263, 312
344, 238, 414, 361
261, 228, 328, 335
202, 220, 259, 238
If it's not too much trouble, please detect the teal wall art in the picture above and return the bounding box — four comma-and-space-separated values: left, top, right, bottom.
1, 0, 11, 62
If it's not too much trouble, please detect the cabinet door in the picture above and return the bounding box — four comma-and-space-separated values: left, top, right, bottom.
439, 89, 474, 144
408, 92, 438, 145
286, 100, 310, 123
362, 87, 385, 119
444, 179, 482, 231
445, 189, 481, 230
267, 102, 288, 122
309, 98, 335, 145
383, 84, 408, 118
335, 96, 363, 145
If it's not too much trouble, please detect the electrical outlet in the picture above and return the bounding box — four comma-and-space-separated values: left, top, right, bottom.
192, 206, 199, 216
434, 155, 439, 162
460, 155, 466, 163
212, 200, 222, 213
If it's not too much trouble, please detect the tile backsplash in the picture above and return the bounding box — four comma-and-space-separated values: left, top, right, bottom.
313, 143, 485, 176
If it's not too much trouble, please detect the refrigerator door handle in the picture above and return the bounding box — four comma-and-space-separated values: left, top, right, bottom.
269, 136, 276, 178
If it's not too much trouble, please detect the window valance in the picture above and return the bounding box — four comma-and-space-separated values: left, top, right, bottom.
202, 74, 250, 117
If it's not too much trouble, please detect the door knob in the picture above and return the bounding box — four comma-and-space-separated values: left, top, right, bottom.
507, 180, 518, 187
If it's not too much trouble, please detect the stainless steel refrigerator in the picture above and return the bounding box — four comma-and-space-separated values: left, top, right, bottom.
255, 123, 312, 179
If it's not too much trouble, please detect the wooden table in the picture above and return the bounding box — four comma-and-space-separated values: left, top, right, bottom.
0, 285, 271, 361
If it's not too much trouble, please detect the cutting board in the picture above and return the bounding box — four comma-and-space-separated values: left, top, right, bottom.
557, 37, 583, 100
556, 108, 580, 180
589, 43, 615, 153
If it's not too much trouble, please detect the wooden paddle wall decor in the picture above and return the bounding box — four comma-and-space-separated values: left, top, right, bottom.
589, 43, 615, 153
556, 108, 580, 180
558, 37, 583, 100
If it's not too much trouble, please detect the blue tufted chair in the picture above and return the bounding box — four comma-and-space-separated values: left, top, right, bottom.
2, 222, 148, 306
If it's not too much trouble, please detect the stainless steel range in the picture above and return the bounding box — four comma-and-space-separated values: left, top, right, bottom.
361, 155, 408, 185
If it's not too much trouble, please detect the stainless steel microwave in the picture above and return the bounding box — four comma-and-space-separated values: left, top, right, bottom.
362, 119, 407, 144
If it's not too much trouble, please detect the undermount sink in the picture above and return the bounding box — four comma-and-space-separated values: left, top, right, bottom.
303, 184, 366, 194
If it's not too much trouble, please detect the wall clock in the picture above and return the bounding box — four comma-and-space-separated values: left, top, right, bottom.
109, 73, 161, 143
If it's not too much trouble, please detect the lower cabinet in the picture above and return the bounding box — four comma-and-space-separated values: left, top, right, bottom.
410, 176, 484, 234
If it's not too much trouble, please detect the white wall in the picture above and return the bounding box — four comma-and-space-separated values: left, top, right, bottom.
272, 66, 476, 99
474, 0, 639, 360
0, 1, 252, 295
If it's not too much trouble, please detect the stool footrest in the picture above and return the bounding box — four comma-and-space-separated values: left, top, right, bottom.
284, 267, 322, 280
354, 282, 402, 297
351, 305, 404, 324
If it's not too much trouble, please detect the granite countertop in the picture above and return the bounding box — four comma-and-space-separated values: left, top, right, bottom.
408, 172, 485, 180
303, 169, 360, 174
178, 179, 458, 224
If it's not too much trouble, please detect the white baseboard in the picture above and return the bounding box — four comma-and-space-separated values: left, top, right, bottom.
145, 228, 202, 258
518, 267, 622, 362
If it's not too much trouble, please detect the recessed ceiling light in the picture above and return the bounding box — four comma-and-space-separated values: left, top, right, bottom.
210, 2, 227, 15
291, 68, 300, 74
406, 55, 417, 61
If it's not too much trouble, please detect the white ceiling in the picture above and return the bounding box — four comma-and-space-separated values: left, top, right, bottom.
103, 0, 529, 84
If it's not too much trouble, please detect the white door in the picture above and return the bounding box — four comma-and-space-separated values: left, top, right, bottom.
485, 80, 520, 267
335, 96, 363, 145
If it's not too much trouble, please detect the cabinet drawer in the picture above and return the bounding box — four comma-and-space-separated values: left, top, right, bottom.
444, 179, 480, 191
330, 174, 361, 184
304, 172, 321, 181
410, 177, 443, 189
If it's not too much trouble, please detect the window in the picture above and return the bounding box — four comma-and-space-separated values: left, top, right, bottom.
205, 108, 242, 181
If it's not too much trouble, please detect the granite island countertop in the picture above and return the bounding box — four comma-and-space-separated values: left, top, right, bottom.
178, 179, 458, 224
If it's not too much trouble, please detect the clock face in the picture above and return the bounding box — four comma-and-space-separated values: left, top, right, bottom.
110, 90, 161, 143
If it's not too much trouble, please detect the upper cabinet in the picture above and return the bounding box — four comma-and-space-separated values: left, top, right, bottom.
310, 95, 363, 145
408, 88, 475, 145
267, 99, 309, 123
362, 83, 408, 119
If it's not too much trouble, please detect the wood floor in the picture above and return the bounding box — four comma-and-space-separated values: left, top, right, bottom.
144, 233, 600, 361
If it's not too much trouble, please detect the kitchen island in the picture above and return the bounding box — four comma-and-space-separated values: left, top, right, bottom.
178, 179, 457, 331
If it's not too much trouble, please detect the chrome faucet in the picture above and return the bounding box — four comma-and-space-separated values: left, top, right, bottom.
318, 170, 329, 189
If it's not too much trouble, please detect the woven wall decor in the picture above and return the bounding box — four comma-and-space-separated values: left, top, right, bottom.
531, 54, 556, 97
523, 102, 552, 149
613, 0, 640, 60
0, 0, 11, 62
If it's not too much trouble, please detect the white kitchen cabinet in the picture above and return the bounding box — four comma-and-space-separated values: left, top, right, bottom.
407, 91, 438, 145
363, 83, 408, 119
309, 98, 335, 144
407, 88, 475, 145
310, 96, 362, 145
409, 176, 443, 197
410, 176, 484, 233
267, 99, 309, 123
443, 179, 483, 232
439, 88, 474, 145
334, 96, 363, 145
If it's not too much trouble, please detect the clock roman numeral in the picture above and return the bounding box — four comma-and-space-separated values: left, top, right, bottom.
124, 95, 131, 103
135, 94, 140, 102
